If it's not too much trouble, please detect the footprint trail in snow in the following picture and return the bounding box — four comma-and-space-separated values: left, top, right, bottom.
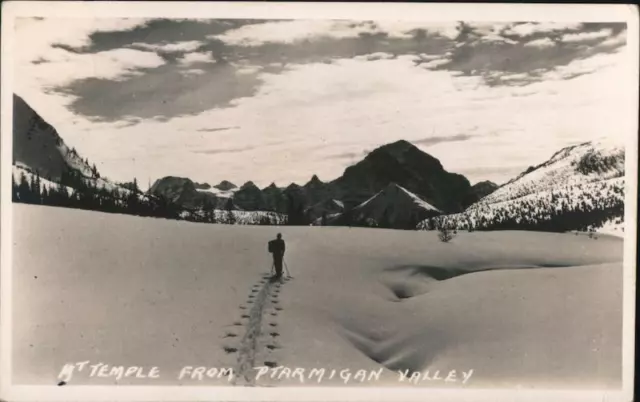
225, 273, 290, 386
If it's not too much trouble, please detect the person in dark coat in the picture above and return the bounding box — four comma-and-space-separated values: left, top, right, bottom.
270, 233, 286, 279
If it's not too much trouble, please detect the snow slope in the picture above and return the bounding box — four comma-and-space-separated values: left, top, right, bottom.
481, 140, 624, 205
179, 208, 286, 225
12, 205, 623, 389
196, 186, 239, 199
13, 165, 74, 196
418, 141, 625, 232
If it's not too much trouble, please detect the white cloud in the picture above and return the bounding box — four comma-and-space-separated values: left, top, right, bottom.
419, 53, 443, 61
476, 32, 518, 45
181, 68, 207, 76
13, 20, 633, 188
130, 40, 204, 53
524, 37, 556, 48
20, 48, 164, 93
420, 58, 450, 69
15, 18, 151, 64
354, 52, 395, 62
541, 51, 620, 81
212, 20, 460, 46
14, 18, 162, 117
236, 66, 262, 75
562, 29, 613, 43
178, 52, 216, 65
499, 73, 529, 81
375, 21, 459, 40
600, 30, 627, 47
212, 20, 354, 46
504, 22, 582, 37
92, 50, 630, 186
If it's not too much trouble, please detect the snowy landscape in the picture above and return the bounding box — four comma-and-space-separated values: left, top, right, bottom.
13, 204, 623, 388
5, 14, 634, 394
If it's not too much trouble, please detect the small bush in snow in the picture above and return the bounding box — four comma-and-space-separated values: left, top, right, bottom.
437, 226, 456, 243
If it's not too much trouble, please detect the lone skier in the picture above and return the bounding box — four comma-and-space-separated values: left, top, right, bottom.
268, 233, 286, 280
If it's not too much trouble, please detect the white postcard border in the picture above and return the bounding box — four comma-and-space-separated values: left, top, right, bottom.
1, 2, 637, 402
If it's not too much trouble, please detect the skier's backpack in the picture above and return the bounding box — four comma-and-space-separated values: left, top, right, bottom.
268, 240, 275, 253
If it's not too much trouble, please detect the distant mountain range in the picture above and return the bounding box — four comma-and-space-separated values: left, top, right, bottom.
11, 94, 626, 233
150, 139, 489, 223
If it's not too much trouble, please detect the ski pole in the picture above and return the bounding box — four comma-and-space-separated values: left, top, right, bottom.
284, 260, 292, 278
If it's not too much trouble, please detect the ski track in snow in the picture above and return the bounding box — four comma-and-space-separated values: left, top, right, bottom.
230, 272, 287, 386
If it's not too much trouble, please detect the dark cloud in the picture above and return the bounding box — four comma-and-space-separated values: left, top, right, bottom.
49, 21, 457, 122
49, 19, 627, 123
327, 149, 370, 160
58, 61, 263, 122
413, 134, 473, 146
434, 22, 626, 87
31, 57, 48, 65
63, 19, 277, 54
192, 145, 257, 155
196, 126, 239, 133
327, 152, 359, 160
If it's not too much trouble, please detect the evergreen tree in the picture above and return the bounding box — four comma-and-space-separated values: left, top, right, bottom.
11, 175, 18, 202
286, 195, 308, 226
41, 186, 49, 204
126, 178, 140, 215
18, 173, 30, 203
321, 211, 328, 226
286, 194, 297, 225
203, 198, 214, 223
35, 172, 42, 204
29, 174, 38, 204
225, 198, 236, 224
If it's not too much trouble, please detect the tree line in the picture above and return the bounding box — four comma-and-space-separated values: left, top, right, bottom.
11, 168, 287, 225
13, 167, 426, 229
13, 169, 181, 219
420, 179, 625, 233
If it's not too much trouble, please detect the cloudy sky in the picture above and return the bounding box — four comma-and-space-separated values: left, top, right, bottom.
14, 18, 632, 188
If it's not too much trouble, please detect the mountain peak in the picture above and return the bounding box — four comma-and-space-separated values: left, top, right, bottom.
241, 181, 258, 190
194, 182, 211, 190
305, 174, 324, 187
372, 139, 418, 157
214, 180, 237, 191
335, 139, 466, 211
366, 139, 442, 169
380, 139, 415, 150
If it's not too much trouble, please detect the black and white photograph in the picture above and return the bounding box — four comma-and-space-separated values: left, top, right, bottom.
1, 2, 637, 402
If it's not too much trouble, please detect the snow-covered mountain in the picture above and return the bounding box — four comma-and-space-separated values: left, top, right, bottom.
329, 140, 473, 212
13, 94, 133, 196
480, 141, 623, 204
418, 140, 625, 233
327, 183, 441, 229
305, 198, 345, 222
